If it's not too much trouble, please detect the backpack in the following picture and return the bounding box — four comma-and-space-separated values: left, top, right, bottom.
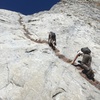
86, 69, 95, 81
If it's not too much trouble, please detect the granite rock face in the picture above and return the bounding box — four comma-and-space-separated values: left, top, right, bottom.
0, 0, 100, 100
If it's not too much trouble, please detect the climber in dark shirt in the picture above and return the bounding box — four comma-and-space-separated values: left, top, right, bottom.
72, 47, 94, 81
48, 31, 56, 50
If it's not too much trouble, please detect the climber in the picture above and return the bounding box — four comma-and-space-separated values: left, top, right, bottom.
48, 31, 56, 50
71, 47, 95, 81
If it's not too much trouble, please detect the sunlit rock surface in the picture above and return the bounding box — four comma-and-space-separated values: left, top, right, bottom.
0, 0, 100, 100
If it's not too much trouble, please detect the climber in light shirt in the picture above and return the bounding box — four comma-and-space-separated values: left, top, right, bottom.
72, 47, 95, 81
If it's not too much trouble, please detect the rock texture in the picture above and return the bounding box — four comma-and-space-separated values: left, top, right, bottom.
0, 0, 100, 100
